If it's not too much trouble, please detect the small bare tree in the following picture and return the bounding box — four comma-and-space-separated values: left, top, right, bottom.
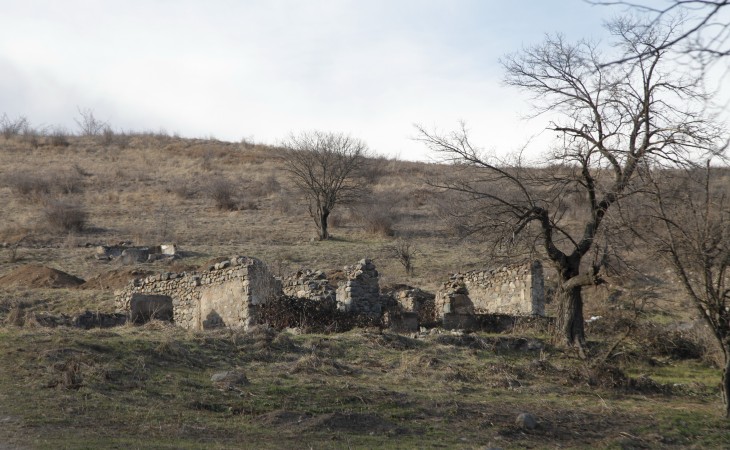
627, 162, 730, 416
282, 131, 370, 240
387, 238, 419, 276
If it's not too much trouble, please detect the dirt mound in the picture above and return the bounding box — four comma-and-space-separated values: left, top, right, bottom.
78, 268, 153, 291
0, 265, 84, 289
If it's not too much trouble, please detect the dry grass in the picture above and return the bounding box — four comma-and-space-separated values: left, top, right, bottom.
0, 133, 728, 448
0, 135, 486, 294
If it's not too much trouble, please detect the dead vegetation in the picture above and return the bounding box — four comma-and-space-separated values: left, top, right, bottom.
0, 130, 728, 447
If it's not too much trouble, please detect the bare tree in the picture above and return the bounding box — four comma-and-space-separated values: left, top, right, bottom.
593, 1, 729, 64
627, 162, 730, 416
282, 131, 370, 240
419, 17, 724, 354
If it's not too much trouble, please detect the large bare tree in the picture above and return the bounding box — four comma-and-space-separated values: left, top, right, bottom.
419, 17, 724, 353
626, 163, 730, 416
282, 131, 370, 240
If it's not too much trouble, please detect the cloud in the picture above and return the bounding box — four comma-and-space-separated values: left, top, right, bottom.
0, 0, 613, 159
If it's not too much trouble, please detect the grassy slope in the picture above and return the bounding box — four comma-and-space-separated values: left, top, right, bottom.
0, 134, 728, 448
0, 326, 728, 449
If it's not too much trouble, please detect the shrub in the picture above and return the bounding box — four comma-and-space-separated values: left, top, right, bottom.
258, 296, 382, 333
0, 114, 29, 139
22, 126, 41, 148
247, 174, 281, 199
74, 107, 108, 137
355, 206, 396, 237
5, 172, 51, 201
168, 179, 197, 199
56, 170, 84, 194
386, 238, 419, 275
100, 126, 115, 146
48, 127, 70, 147
207, 179, 238, 210
43, 201, 87, 232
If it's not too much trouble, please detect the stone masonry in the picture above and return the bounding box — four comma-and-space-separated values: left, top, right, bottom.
115, 256, 281, 330
336, 259, 381, 316
281, 269, 337, 306
436, 260, 545, 317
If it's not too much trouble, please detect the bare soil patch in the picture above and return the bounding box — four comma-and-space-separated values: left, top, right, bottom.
0, 264, 84, 288
78, 268, 153, 291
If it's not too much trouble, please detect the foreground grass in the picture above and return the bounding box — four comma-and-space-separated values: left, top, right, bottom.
0, 324, 728, 449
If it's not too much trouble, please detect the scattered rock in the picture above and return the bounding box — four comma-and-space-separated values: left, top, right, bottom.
515, 412, 537, 430
211, 370, 249, 389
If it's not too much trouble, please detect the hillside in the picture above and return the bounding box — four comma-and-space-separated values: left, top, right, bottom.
1, 133, 729, 448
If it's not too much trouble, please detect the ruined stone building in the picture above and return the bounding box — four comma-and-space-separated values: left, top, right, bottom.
436, 260, 545, 317
115, 256, 280, 330
116, 255, 546, 331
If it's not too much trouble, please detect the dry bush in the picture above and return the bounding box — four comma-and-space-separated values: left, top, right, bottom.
100, 126, 115, 146
5, 169, 84, 200
386, 238, 419, 275
167, 179, 197, 199
0, 113, 29, 139
48, 127, 70, 147
270, 192, 294, 214
74, 107, 108, 137
247, 174, 281, 199
43, 200, 87, 233
207, 178, 238, 210
328, 212, 345, 228
355, 205, 396, 237
56, 170, 84, 194
22, 125, 41, 148
4, 172, 52, 201
258, 295, 382, 333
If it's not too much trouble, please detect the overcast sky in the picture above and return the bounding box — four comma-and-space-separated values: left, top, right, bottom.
0, 0, 712, 160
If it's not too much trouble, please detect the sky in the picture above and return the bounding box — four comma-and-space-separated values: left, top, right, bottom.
0, 0, 719, 160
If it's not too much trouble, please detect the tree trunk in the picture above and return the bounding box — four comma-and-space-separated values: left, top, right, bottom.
722, 344, 730, 419
319, 208, 330, 240
555, 281, 586, 357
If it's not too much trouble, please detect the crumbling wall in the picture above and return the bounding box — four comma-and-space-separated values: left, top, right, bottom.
336, 259, 381, 316
115, 256, 280, 330
436, 261, 545, 317
281, 269, 336, 306
387, 286, 437, 324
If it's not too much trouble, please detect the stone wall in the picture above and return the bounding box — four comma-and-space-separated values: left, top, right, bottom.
115, 256, 280, 330
281, 269, 336, 306
387, 286, 437, 325
336, 259, 381, 316
436, 260, 545, 317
